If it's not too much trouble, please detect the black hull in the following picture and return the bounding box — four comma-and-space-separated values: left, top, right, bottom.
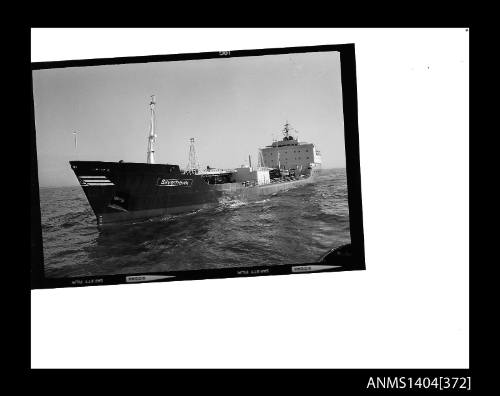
70, 161, 319, 226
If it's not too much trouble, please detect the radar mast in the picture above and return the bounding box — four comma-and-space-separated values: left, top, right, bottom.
281, 121, 300, 142
282, 120, 291, 139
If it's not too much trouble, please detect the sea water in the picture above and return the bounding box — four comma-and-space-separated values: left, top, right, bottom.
38, 168, 350, 278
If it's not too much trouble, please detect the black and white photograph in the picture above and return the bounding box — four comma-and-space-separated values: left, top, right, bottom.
30, 28, 469, 374
31, 45, 364, 288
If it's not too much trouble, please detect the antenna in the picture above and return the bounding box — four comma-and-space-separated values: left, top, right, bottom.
73, 131, 78, 160
187, 138, 200, 172
146, 95, 157, 164
283, 120, 290, 139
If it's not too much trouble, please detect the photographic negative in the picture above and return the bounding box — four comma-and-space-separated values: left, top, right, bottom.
30, 44, 365, 289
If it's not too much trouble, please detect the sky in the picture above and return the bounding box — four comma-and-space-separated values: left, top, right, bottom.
33, 51, 346, 187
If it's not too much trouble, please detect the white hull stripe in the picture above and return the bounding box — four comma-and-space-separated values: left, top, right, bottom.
79, 176, 114, 186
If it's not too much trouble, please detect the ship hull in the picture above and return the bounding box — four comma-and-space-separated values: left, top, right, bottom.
70, 161, 319, 227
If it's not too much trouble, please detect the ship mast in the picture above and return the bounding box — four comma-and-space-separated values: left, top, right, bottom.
146, 95, 157, 164
283, 120, 290, 139
73, 131, 78, 160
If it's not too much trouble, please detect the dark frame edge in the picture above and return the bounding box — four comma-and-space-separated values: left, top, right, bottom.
31, 43, 357, 70
30, 63, 45, 290
339, 44, 366, 270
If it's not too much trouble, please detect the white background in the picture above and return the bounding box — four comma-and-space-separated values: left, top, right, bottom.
30, 28, 469, 368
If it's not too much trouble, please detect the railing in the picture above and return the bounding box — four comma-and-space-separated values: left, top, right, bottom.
198, 168, 234, 175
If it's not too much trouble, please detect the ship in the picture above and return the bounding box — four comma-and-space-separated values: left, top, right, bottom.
70, 96, 322, 227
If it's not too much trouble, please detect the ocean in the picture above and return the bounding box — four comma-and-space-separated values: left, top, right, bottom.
38, 168, 350, 278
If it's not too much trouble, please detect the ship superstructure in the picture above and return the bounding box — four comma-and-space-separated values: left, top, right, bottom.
259, 122, 322, 177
